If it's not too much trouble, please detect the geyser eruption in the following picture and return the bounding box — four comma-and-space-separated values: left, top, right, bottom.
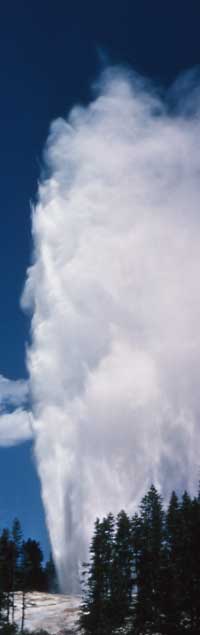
1, 66, 200, 591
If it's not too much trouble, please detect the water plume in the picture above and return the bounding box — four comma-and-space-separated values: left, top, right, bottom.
2, 66, 200, 591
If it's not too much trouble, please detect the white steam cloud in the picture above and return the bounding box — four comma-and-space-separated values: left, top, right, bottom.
2, 66, 200, 592
0, 409, 32, 446
0, 376, 32, 445
0, 375, 28, 408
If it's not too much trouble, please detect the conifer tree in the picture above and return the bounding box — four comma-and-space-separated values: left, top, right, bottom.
180, 491, 195, 631
80, 514, 115, 635
111, 510, 133, 632
21, 539, 44, 591
164, 491, 182, 634
190, 495, 200, 631
0, 530, 8, 628
133, 485, 165, 634
0, 529, 14, 624
80, 484, 200, 635
11, 518, 23, 623
44, 553, 58, 592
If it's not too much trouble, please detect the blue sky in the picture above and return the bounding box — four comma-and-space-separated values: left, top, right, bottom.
0, 0, 200, 559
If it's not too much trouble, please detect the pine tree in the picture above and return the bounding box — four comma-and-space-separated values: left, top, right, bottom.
164, 491, 182, 634
189, 495, 200, 632
44, 553, 58, 592
80, 484, 200, 634
0, 529, 14, 624
80, 514, 115, 635
133, 485, 165, 634
131, 511, 143, 628
80, 518, 104, 635
180, 491, 195, 632
11, 518, 23, 623
0, 529, 9, 628
111, 510, 133, 632
21, 539, 45, 591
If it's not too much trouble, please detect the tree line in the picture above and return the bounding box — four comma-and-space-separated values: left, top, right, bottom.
0, 518, 57, 633
80, 485, 200, 635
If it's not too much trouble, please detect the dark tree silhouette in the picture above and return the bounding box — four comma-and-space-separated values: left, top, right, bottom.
111, 510, 133, 631
80, 514, 115, 635
80, 484, 200, 634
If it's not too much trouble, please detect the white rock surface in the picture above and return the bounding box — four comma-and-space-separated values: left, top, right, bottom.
14, 591, 81, 634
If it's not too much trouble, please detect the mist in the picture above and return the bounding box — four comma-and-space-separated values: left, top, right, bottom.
1, 66, 200, 592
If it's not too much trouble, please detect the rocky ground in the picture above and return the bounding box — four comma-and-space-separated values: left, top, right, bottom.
14, 591, 81, 634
